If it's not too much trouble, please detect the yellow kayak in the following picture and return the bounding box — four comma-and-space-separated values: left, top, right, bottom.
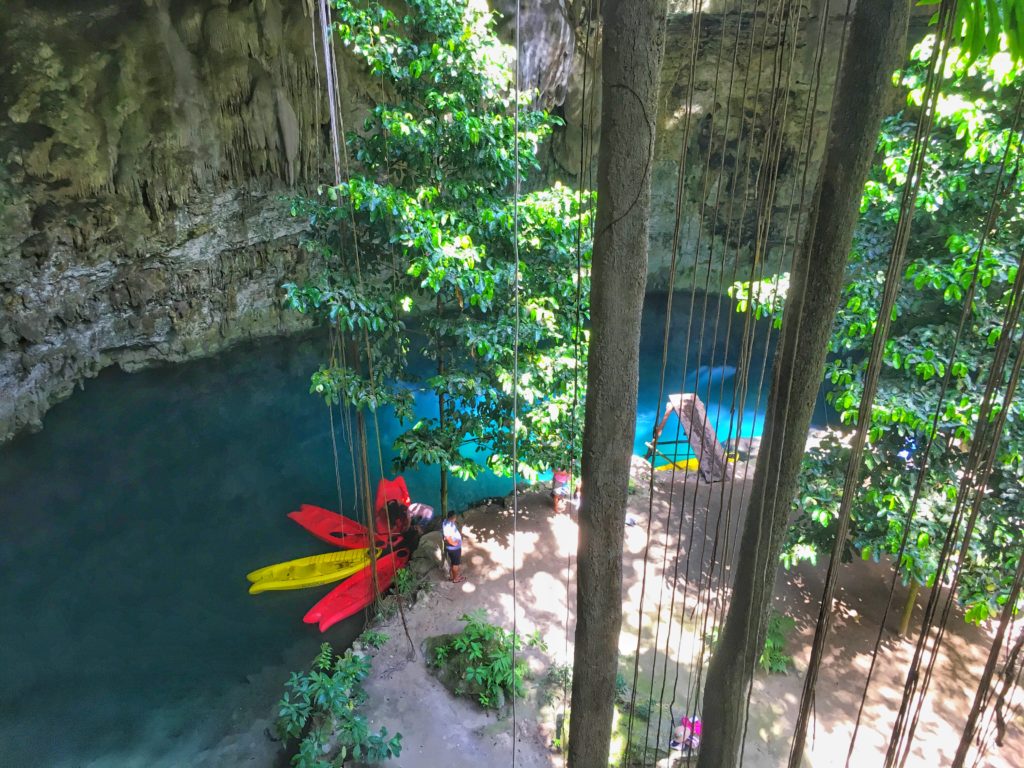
246, 548, 373, 594
655, 457, 701, 472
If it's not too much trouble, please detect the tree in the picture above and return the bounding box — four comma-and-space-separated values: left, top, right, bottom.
921, 0, 1024, 64
744, 39, 1024, 633
566, 1, 668, 766
696, 3, 911, 766
284, 0, 592, 514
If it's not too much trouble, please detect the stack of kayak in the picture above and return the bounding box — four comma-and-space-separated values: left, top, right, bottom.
246, 503, 410, 632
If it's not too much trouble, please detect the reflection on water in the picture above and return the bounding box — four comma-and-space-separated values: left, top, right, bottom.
0, 292, 781, 766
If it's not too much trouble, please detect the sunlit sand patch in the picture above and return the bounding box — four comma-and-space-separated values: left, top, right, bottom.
547, 512, 578, 558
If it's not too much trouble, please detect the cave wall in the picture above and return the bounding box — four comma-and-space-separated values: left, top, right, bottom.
1, 0, 875, 443
557, 0, 926, 292
550, 0, 857, 293
0, 0, 345, 442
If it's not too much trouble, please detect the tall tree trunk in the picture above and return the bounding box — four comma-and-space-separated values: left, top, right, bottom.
437, 296, 448, 518
897, 579, 920, 638
567, 2, 668, 766
355, 409, 380, 598
696, 3, 909, 767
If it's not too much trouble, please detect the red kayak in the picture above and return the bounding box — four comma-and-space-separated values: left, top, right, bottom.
373, 476, 411, 534
304, 551, 409, 632
287, 504, 381, 549
374, 476, 410, 511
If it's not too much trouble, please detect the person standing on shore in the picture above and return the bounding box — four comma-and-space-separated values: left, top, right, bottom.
441, 511, 465, 584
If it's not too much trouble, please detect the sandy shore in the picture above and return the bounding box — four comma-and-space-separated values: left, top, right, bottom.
197, 457, 1023, 767
350, 458, 1023, 768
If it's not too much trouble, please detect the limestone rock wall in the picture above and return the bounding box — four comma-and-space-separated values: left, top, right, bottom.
0, 0, 341, 441
1, 0, 909, 443
555, 1, 926, 293
547, 0, 850, 292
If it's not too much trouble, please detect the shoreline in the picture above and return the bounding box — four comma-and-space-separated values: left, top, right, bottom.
169, 451, 1021, 768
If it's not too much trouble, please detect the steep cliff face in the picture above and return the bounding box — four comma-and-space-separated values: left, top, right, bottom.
1, 0, 860, 443
0, 0, 341, 441
549, 0, 854, 293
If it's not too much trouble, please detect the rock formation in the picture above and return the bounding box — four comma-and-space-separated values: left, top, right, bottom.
1, 0, 906, 443
1, 0, 340, 441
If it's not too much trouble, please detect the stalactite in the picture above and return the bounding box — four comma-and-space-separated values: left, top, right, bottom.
0, 0, 866, 449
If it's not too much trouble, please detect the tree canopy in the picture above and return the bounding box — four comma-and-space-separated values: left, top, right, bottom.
284, 0, 592, 510
735, 36, 1024, 626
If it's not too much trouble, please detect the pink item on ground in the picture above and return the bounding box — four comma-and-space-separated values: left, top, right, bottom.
681, 716, 702, 736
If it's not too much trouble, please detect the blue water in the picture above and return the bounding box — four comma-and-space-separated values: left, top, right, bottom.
0, 292, 779, 766
635, 292, 777, 462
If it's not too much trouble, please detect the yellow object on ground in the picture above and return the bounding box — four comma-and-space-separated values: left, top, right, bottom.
246, 548, 372, 594
654, 457, 701, 472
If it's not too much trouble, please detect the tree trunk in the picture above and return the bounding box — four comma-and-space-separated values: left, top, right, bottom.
566, 2, 668, 767
696, 4, 909, 767
438, 379, 448, 520
897, 580, 920, 638
437, 309, 448, 519
439, 463, 448, 519
355, 409, 380, 598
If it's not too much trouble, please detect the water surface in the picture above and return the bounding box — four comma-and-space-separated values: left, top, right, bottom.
0, 292, 783, 766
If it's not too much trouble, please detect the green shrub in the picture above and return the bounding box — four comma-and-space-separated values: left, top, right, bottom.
633, 699, 653, 721
546, 662, 573, 691
360, 630, 389, 649
539, 662, 573, 711
376, 596, 398, 621
393, 568, 414, 598
276, 643, 401, 766
758, 611, 796, 674
427, 609, 544, 709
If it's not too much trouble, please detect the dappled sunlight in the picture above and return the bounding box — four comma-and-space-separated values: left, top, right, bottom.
531, 571, 570, 617
607, 463, 1022, 768
765, 554, 1024, 768
546, 512, 579, 558
665, 102, 705, 133
489, 590, 519, 628
360, 463, 1024, 768
467, 522, 540, 573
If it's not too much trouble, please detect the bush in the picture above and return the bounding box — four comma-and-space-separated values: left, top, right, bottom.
545, 662, 573, 692
393, 567, 421, 601
359, 630, 389, 650
758, 611, 796, 674
276, 643, 402, 766
427, 609, 544, 709
633, 699, 653, 721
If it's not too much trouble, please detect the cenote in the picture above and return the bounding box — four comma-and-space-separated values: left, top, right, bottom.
0, 292, 776, 767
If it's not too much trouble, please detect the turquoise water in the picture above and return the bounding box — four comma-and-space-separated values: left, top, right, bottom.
0, 292, 779, 766
0, 331, 514, 768
635, 292, 777, 462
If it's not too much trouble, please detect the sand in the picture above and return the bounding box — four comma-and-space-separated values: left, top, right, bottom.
198, 456, 1023, 767
348, 458, 1023, 768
